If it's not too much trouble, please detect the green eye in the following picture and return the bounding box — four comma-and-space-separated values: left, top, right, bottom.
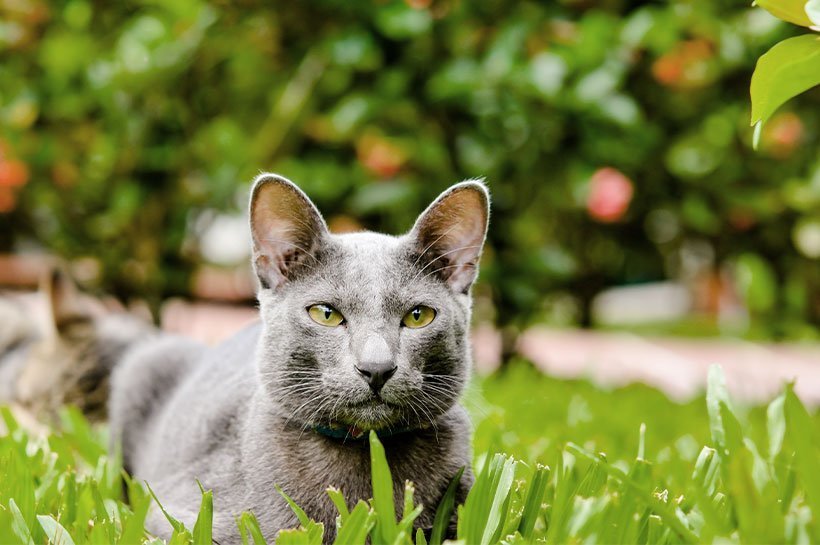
308, 304, 345, 327
402, 305, 436, 329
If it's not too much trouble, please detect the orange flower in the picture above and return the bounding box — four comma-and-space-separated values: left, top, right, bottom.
0, 159, 30, 188
356, 133, 406, 179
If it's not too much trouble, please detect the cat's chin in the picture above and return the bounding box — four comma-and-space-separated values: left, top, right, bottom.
335, 398, 404, 430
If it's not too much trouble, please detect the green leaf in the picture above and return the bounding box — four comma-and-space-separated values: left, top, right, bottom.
397, 480, 423, 540
333, 501, 375, 545
9, 499, 35, 545
766, 393, 786, 460
369, 431, 398, 545
750, 35, 820, 140
237, 512, 268, 545
37, 515, 76, 545
429, 467, 464, 545
145, 482, 186, 534
276, 484, 312, 528
327, 487, 350, 523
193, 484, 214, 545
517, 464, 549, 539
755, 0, 815, 27
706, 365, 730, 458
783, 385, 820, 542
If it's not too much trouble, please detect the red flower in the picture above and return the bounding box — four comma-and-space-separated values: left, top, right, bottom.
586, 167, 634, 223
0, 159, 29, 188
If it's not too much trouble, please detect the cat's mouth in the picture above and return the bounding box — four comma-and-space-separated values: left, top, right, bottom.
339, 393, 404, 428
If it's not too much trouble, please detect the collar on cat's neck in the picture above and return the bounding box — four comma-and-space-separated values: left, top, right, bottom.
312, 422, 425, 442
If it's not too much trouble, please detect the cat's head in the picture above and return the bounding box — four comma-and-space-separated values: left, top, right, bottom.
250, 173, 489, 433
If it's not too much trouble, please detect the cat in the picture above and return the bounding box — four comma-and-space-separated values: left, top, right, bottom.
109, 173, 490, 543
0, 268, 154, 426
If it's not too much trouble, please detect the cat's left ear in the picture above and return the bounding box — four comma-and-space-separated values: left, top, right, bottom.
409, 180, 490, 293
43, 267, 92, 336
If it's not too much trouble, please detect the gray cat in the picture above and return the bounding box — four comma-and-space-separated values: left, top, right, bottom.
0, 269, 153, 425
109, 173, 490, 543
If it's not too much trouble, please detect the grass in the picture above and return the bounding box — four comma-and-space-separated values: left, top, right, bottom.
1, 362, 819, 544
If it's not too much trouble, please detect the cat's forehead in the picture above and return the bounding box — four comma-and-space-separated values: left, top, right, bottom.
326, 231, 409, 279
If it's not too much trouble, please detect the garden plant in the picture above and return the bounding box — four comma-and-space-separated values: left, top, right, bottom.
1, 365, 819, 544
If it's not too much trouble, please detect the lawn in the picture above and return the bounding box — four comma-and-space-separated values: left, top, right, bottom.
1, 362, 818, 544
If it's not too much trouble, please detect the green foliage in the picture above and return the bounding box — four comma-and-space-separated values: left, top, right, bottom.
1, 1, 818, 333
751, 35, 820, 145
3, 365, 820, 543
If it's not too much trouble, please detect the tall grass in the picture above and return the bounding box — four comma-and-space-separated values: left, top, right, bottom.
1, 364, 818, 544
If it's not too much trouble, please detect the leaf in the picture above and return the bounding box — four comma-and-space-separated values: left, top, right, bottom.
9, 499, 35, 545
37, 515, 76, 545
397, 480, 423, 539
369, 431, 398, 545
766, 393, 786, 461
327, 487, 350, 523
237, 512, 268, 545
276, 485, 312, 528
429, 467, 465, 545
706, 365, 729, 458
783, 385, 820, 542
750, 35, 820, 143
517, 464, 549, 539
333, 501, 375, 545
193, 484, 214, 545
145, 482, 186, 534
755, 0, 815, 27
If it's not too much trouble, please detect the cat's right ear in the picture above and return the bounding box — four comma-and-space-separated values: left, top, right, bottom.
249, 173, 329, 290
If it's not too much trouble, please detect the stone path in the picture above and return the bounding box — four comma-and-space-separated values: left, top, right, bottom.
161, 300, 820, 407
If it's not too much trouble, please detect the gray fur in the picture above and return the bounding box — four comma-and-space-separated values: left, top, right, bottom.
110, 173, 490, 543
0, 288, 154, 423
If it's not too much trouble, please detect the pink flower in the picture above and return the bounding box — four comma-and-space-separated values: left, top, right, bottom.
586, 167, 634, 223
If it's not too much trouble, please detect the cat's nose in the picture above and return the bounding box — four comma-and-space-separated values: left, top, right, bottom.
355, 361, 398, 392
356, 334, 397, 392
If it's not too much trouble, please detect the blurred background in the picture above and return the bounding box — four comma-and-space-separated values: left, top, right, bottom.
1, 0, 818, 393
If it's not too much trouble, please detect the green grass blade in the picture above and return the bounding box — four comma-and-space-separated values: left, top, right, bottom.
706, 365, 729, 458
517, 464, 549, 539
275, 484, 312, 528
369, 431, 398, 545
145, 482, 186, 533
784, 385, 820, 542
193, 486, 214, 545
327, 487, 350, 523
37, 515, 76, 545
429, 467, 464, 545
9, 498, 35, 545
238, 512, 268, 545
333, 500, 375, 545
415, 527, 427, 545
480, 455, 516, 545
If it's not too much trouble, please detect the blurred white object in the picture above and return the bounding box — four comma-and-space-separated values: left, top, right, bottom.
592, 281, 691, 326
198, 212, 251, 266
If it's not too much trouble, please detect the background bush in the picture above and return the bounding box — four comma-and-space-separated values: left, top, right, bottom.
1, 0, 818, 337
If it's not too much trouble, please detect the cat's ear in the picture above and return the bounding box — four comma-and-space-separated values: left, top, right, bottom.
410, 180, 490, 293
249, 173, 329, 290
43, 267, 92, 335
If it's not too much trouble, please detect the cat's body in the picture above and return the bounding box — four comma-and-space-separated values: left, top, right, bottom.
110, 175, 489, 543
0, 272, 153, 425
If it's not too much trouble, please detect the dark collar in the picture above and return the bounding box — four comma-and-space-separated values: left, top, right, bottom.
313, 423, 422, 442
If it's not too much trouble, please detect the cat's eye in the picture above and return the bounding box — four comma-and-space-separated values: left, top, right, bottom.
401, 305, 436, 329
307, 304, 345, 327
